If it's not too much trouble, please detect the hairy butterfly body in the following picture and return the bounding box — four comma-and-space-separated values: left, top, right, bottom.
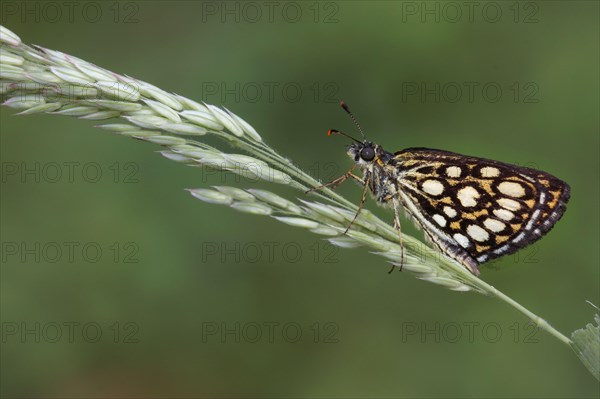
311, 102, 570, 276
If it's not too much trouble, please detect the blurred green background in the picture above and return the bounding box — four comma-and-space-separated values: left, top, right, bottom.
1, 1, 598, 397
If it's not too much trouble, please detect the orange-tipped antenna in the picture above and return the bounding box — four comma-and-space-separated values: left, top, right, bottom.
340, 101, 366, 140
327, 129, 361, 144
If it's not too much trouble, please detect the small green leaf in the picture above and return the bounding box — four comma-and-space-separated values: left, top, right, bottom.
571, 314, 600, 381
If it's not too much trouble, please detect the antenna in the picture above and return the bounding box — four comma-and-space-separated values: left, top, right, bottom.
340, 101, 366, 140
327, 129, 361, 144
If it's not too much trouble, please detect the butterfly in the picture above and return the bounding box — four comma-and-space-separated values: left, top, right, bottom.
308, 102, 570, 276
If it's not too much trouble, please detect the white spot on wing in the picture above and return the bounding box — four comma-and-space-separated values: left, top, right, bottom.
493, 209, 515, 221
525, 209, 541, 230
513, 232, 526, 243
453, 233, 471, 248
467, 224, 490, 242
497, 198, 521, 211
446, 166, 461, 178
422, 179, 444, 196
480, 166, 500, 177
494, 244, 510, 255
498, 181, 526, 197
484, 218, 506, 232
432, 214, 447, 227
457, 186, 480, 207
443, 206, 457, 218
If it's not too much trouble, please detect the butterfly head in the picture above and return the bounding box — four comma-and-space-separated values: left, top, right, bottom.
327, 129, 375, 163
346, 141, 385, 167
327, 129, 390, 168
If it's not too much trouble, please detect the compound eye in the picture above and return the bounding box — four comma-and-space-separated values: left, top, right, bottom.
360, 147, 375, 161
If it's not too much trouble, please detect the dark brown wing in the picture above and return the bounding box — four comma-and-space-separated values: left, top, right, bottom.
390, 148, 570, 272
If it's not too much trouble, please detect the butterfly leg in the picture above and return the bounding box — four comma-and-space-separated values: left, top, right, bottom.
343, 174, 370, 235
387, 197, 404, 274
304, 166, 361, 194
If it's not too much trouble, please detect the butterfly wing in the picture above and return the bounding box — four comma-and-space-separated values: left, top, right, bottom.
391, 148, 570, 274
